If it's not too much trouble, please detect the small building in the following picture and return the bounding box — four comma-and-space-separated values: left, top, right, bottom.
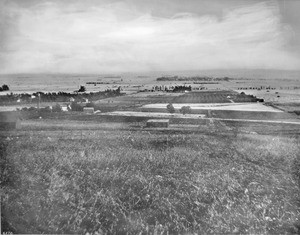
146, 119, 169, 128
60, 105, 69, 112
0, 111, 21, 130
83, 107, 94, 114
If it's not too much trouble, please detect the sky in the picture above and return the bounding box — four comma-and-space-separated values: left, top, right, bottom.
0, 0, 300, 74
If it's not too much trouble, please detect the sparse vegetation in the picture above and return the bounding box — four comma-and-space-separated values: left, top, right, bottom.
2, 121, 299, 234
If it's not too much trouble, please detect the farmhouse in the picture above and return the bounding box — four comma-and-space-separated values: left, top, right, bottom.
60, 105, 69, 112
146, 119, 169, 128
0, 111, 21, 130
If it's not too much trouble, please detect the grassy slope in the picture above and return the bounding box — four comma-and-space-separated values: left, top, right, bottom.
1, 124, 300, 234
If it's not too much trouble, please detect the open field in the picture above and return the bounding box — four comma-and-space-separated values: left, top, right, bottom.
140, 102, 297, 120
142, 102, 283, 112
1, 71, 300, 234
1, 119, 300, 234
171, 91, 262, 103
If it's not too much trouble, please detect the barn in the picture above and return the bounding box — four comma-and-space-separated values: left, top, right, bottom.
0, 111, 21, 130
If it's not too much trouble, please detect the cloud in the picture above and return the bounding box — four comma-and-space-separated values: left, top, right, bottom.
0, 0, 299, 73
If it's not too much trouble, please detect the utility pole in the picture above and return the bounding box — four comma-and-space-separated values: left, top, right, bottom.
37, 93, 40, 109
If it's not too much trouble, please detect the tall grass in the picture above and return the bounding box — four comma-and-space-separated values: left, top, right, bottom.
1, 128, 300, 234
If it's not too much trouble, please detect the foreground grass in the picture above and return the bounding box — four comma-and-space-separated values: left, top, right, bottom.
1, 126, 300, 234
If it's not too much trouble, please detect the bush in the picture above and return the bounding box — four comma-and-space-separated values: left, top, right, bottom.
86, 102, 102, 111
167, 103, 175, 113
70, 102, 83, 111
39, 106, 52, 113
2, 84, 9, 91
78, 86, 86, 92
52, 104, 62, 112
86, 102, 95, 108
294, 110, 300, 116
28, 107, 37, 112
180, 106, 191, 115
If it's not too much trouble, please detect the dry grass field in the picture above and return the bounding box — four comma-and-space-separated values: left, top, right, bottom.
1, 76, 300, 234
1, 119, 300, 234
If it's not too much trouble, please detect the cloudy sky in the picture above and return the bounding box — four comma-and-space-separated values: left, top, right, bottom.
0, 0, 299, 73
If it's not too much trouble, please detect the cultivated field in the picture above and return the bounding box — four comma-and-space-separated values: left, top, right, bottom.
142, 103, 283, 112
1, 119, 300, 234
171, 91, 261, 103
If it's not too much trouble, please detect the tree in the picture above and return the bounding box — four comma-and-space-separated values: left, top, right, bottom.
70, 102, 83, 111
180, 106, 192, 115
2, 84, 9, 91
116, 86, 121, 94
78, 86, 86, 92
52, 103, 62, 112
167, 103, 175, 113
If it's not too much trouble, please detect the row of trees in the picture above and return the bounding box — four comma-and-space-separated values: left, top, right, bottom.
167, 103, 192, 115
0, 87, 123, 105
157, 76, 231, 81
237, 86, 276, 90
172, 85, 192, 92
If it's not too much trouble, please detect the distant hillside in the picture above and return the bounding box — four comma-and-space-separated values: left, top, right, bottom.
156, 76, 230, 81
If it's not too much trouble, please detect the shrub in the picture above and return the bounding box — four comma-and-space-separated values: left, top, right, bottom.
78, 86, 86, 92
2, 84, 9, 91
39, 106, 52, 113
167, 103, 176, 113
28, 107, 37, 112
86, 102, 95, 108
70, 102, 83, 111
294, 110, 300, 115
52, 104, 62, 112
86, 102, 103, 111
180, 106, 191, 115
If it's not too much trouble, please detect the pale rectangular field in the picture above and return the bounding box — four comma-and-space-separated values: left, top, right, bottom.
142, 103, 283, 112
100, 111, 206, 119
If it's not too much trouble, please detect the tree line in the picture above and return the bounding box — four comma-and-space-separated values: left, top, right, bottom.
0, 87, 122, 105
